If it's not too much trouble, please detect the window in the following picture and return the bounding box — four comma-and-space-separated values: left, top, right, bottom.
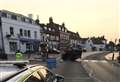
34, 31, 37, 39
10, 27, 14, 35
21, 17, 25, 22
29, 19, 32, 23
9, 42, 17, 52
28, 30, 31, 37
20, 29, 23, 36
24, 30, 27, 36
2, 12, 7, 17
44, 26, 47, 30
11, 15, 17, 20
49, 28, 51, 31
25, 71, 43, 82
38, 68, 55, 82
59, 27, 61, 31
56, 36, 59, 40
26, 43, 33, 52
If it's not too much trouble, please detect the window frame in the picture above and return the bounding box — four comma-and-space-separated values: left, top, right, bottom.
23, 71, 44, 82
20, 29, 23, 36
9, 42, 17, 52
10, 27, 14, 35
11, 14, 17, 20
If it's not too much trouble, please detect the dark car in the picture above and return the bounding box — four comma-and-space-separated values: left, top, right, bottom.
62, 48, 82, 61
0, 61, 64, 82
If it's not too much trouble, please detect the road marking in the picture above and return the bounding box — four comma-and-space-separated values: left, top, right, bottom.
76, 59, 108, 63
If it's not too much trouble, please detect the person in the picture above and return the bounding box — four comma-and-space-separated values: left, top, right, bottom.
15, 50, 23, 60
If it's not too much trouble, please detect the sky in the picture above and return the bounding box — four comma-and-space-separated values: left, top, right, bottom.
0, 0, 120, 42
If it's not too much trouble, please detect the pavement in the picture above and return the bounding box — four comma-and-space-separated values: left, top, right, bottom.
80, 52, 120, 82
81, 59, 120, 82
105, 52, 119, 60
81, 51, 108, 59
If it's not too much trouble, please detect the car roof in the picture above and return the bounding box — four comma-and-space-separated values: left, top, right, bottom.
0, 61, 45, 82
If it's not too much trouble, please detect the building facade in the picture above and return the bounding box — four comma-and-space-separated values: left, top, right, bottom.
68, 31, 81, 49
80, 36, 107, 52
59, 23, 69, 51
0, 10, 41, 55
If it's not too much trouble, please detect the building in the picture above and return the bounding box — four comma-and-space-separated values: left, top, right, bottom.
68, 31, 81, 49
80, 36, 107, 52
36, 17, 60, 50
0, 10, 41, 55
36, 17, 70, 51
90, 36, 107, 51
59, 23, 69, 51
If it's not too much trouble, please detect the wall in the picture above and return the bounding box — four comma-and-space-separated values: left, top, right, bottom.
1, 17, 41, 54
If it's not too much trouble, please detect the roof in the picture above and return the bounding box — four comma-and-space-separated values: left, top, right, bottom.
91, 37, 105, 44
0, 61, 45, 82
0, 10, 33, 20
68, 30, 80, 40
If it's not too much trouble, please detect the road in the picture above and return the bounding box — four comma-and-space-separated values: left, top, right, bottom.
82, 52, 120, 82
29, 52, 120, 82
52, 61, 96, 82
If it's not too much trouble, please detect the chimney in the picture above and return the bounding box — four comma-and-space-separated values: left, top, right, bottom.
37, 15, 39, 19
28, 14, 33, 19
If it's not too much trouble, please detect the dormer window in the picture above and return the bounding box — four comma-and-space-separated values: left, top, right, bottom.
29, 19, 32, 24
21, 17, 25, 22
11, 15, 17, 20
59, 27, 61, 31
62, 28, 64, 32
44, 26, 47, 30
2, 12, 7, 17
49, 28, 51, 31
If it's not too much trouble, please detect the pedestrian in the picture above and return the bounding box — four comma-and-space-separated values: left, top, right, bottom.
15, 50, 23, 60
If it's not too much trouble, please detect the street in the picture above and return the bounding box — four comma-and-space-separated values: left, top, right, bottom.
52, 61, 96, 82
51, 52, 120, 82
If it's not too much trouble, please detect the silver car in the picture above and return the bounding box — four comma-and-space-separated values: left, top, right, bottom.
0, 61, 64, 82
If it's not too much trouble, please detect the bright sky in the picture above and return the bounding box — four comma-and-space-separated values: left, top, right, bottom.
0, 0, 120, 41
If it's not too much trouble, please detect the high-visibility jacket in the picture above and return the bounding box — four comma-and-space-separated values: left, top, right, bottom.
16, 52, 23, 60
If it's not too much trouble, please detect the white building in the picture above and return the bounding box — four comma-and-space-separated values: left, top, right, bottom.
0, 10, 42, 55
80, 37, 106, 52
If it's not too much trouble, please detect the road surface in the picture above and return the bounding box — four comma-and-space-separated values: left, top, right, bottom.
82, 53, 120, 82
52, 61, 96, 82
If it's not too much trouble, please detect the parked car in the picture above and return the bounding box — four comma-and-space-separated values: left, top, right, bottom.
0, 61, 64, 82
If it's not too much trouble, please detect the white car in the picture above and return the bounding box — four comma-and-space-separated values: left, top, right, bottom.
0, 61, 64, 82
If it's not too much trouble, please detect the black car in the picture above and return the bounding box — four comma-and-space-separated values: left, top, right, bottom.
62, 48, 82, 61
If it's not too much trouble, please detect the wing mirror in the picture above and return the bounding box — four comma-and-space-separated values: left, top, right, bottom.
55, 74, 64, 82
